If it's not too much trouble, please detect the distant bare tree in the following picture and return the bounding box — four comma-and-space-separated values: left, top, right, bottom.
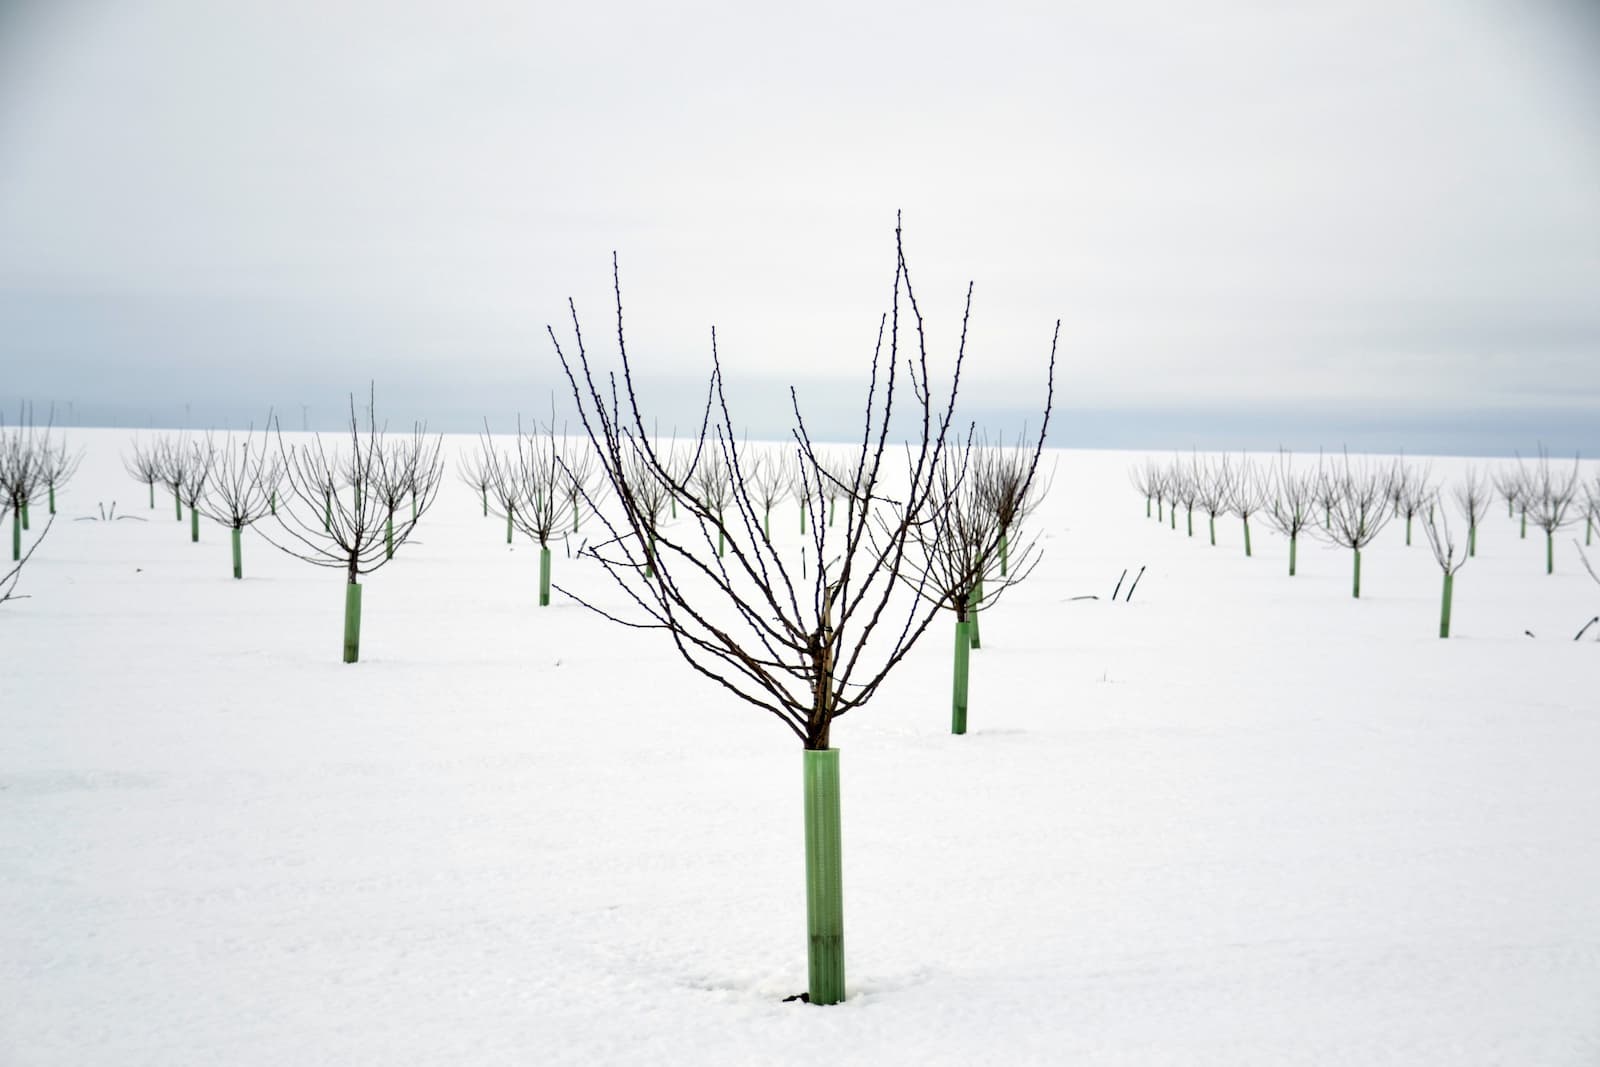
375, 424, 444, 562
1312, 453, 1341, 528
1453, 467, 1490, 558
1227, 455, 1267, 557
156, 435, 195, 523
1490, 465, 1523, 523
495, 418, 594, 605
39, 438, 84, 516
694, 449, 736, 557
622, 451, 670, 578
1, 413, 48, 564
1421, 494, 1469, 638
124, 438, 164, 511
197, 425, 282, 578
479, 435, 522, 545
562, 442, 604, 535
747, 452, 790, 540
1130, 458, 1162, 519
1320, 453, 1394, 598
1194, 454, 1233, 546
178, 439, 217, 543
546, 223, 1057, 1005
1262, 452, 1319, 576
457, 441, 495, 517
1170, 456, 1198, 538
1583, 474, 1599, 548
263, 390, 443, 662
976, 436, 1046, 574
1393, 462, 1435, 547
1519, 447, 1581, 574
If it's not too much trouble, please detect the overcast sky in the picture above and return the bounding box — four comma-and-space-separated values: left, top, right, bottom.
1, 0, 1596, 453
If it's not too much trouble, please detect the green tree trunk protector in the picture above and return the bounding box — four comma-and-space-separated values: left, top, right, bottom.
764, 508, 771, 540
1405, 515, 1412, 546
270, 491, 276, 516
803, 748, 845, 1005
1000, 530, 1009, 577
1439, 571, 1453, 638
343, 581, 363, 663
11, 511, 18, 562
1352, 548, 1362, 598
800, 501, 807, 535
573, 496, 580, 532
506, 506, 514, 544
323, 493, 331, 531
1169, 505, 1176, 530
149, 482, 155, 509
48, 485, 56, 515
1209, 515, 1216, 546
1243, 516, 1252, 557
1587, 517, 1592, 546
1145, 497, 1151, 518
385, 515, 394, 560
969, 583, 982, 650
411, 495, 417, 522
1546, 532, 1554, 574
951, 619, 971, 735
1186, 508, 1193, 537
1520, 510, 1526, 539
1158, 498, 1164, 522
231, 526, 242, 579
21, 503, 29, 530
539, 546, 552, 607
190, 507, 199, 543
1289, 534, 1297, 576
174, 489, 182, 520
1469, 524, 1477, 557
481, 488, 488, 516
718, 526, 726, 557
645, 534, 656, 579
670, 496, 676, 519
829, 497, 837, 527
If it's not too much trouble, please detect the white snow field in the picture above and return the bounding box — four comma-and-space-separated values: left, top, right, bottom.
3, 430, 1598, 1066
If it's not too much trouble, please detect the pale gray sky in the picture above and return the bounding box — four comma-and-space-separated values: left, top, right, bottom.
1, 0, 1597, 452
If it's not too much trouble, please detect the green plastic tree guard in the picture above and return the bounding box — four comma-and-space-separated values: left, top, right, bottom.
342, 581, 363, 663
48, 485, 56, 515
323, 492, 332, 531
951, 618, 971, 735
800, 500, 807, 535
718, 525, 726, 558
231, 526, 242, 579
481, 488, 488, 517
1209, 515, 1216, 546
1405, 516, 1412, 546
506, 506, 514, 545
1469, 524, 1476, 557
1439, 571, 1453, 638
190, 506, 199, 543
968, 583, 982, 650
1546, 532, 1554, 575
539, 546, 551, 607
1352, 548, 1362, 599
1145, 497, 1151, 518
645, 534, 656, 579
1169, 505, 1176, 530
1158, 498, 1163, 523
829, 497, 837, 527
149, 482, 155, 509
10, 513, 18, 562
764, 508, 771, 541
1186, 508, 1193, 537
385, 515, 394, 560
1289, 534, 1297, 576
1520, 509, 1526, 539
572, 496, 580, 533
21, 503, 29, 530
802, 748, 845, 1005
1242, 516, 1252, 557
1000, 530, 1009, 577
270, 491, 276, 516
174, 489, 183, 520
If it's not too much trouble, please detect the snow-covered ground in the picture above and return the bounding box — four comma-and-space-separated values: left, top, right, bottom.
4, 430, 1597, 1066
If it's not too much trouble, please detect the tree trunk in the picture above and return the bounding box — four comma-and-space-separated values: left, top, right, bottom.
1242, 515, 1252, 557
48, 485, 55, 515
149, 481, 155, 509
174, 488, 182, 521
1186, 507, 1193, 537
231, 526, 242, 579
10, 509, 18, 562
1520, 508, 1526, 539
539, 545, 552, 607
1169, 504, 1176, 530
1469, 523, 1476, 557
1145, 496, 1151, 518
1352, 547, 1362, 599
342, 579, 363, 663
189, 506, 199, 543
951, 616, 972, 735
1439, 571, 1453, 638
482, 487, 488, 517
802, 748, 845, 1005
1546, 531, 1554, 575
385, 514, 394, 560
573, 495, 580, 533
1209, 514, 1216, 546
800, 499, 807, 535
829, 497, 837, 527
968, 582, 982, 650
506, 505, 514, 545
1289, 533, 1297, 577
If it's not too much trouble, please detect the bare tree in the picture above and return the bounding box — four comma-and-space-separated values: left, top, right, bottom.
546, 222, 1057, 1005
1491, 465, 1523, 525
457, 440, 496, 518
197, 425, 282, 578
562, 442, 603, 535
1519, 447, 1581, 574
495, 418, 594, 605
1453, 467, 1490, 558
124, 437, 165, 511
1262, 452, 1318, 576
1312, 453, 1341, 529
1393, 462, 1435, 547
975, 434, 1047, 574
1227, 455, 1267, 557
622, 451, 671, 579
156, 435, 196, 523
39, 437, 84, 516
1194, 454, 1233, 547
375, 424, 445, 562
1170, 456, 1198, 538
1, 413, 47, 563
1129, 458, 1162, 519
263, 391, 443, 662
694, 449, 736, 557
178, 439, 217, 543
747, 452, 790, 540
905, 444, 1044, 734
1583, 473, 1600, 548
1421, 494, 1469, 638
1320, 453, 1394, 598
479, 434, 522, 545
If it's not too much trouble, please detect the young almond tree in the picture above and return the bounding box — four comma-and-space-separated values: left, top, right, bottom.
562, 444, 603, 535
1519, 448, 1581, 574
1453, 467, 1490, 558
497, 420, 595, 606
457, 441, 496, 518
788, 452, 816, 535
547, 224, 1056, 1006
622, 451, 670, 579
1584, 475, 1600, 548
1321, 454, 1394, 598
694, 450, 735, 557
1194, 454, 1233, 546
375, 426, 444, 562
747, 452, 789, 540
1, 415, 47, 563
265, 393, 443, 662
479, 436, 522, 545
40, 439, 84, 516
157, 436, 194, 523
1393, 462, 1435, 547
1262, 452, 1318, 576
197, 426, 282, 578
1421, 495, 1469, 638
1130, 458, 1162, 519
1227, 456, 1267, 557
178, 440, 217, 543
977, 435, 1044, 577
1491, 466, 1523, 523
1172, 458, 1198, 538
124, 438, 164, 510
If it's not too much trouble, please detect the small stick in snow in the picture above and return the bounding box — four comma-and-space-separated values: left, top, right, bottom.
1124, 565, 1146, 603
1111, 568, 1127, 601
